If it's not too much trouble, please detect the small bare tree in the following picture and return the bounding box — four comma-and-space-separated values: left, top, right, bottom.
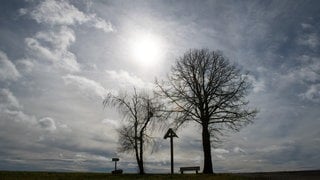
156, 49, 257, 174
103, 89, 167, 174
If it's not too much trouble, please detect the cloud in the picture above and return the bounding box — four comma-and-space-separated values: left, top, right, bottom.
101, 118, 120, 128
257, 144, 285, 153
216, 154, 226, 160
300, 84, 320, 103
105, 70, 153, 90
25, 37, 55, 60
2, 0, 319, 173
213, 148, 230, 154
1, 89, 63, 133
271, 54, 320, 104
0, 88, 115, 172
26, 0, 114, 32
88, 14, 115, 33
30, 0, 89, 25
297, 33, 319, 49
245, 74, 265, 93
22, 0, 115, 73
0, 89, 22, 110
38, 117, 57, 132
16, 59, 34, 74
297, 55, 320, 82
271, 54, 320, 96
0, 88, 36, 124
62, 74, 109, 99
25, 27, 80, 72
35, 27, 76, 50
0, 51, 20, 82
233, 147, 245, 154
301, 23, 313, 30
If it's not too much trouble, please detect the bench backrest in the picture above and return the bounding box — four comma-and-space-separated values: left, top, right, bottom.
180, 166, 200, 171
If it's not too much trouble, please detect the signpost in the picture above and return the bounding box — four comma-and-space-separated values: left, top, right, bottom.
111, 158, 122, 174
164, 128, 178, 174
112, 158, 119, 171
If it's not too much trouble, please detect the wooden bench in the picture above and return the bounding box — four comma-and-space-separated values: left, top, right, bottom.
180, 166, 200, 174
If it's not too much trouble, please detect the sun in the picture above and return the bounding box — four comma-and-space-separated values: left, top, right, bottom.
131, 33, 162, 67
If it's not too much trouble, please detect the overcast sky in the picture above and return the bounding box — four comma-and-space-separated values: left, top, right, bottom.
0, 0, 320, 173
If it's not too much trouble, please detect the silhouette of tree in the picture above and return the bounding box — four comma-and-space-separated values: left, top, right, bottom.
103, 89, 167, 174
156, 49, 257, 174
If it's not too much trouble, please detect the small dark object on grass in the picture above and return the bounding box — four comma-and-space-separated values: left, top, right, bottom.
112, 169, 123, 174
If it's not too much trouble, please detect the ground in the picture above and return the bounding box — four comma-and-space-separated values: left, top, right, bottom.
0, 170, 320, 180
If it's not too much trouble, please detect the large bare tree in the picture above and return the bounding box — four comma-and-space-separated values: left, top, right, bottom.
103, 89, 167, 174
156, 49, 257, 174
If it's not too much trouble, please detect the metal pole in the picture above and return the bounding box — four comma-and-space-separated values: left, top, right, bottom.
115, 161, 117, 170
170, 136, 174, 174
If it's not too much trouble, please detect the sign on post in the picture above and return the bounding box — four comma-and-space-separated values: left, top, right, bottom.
111, 157, 123, 174
164, 128, 178, 174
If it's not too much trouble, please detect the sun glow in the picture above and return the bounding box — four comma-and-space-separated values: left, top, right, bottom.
131, 33, 163, 67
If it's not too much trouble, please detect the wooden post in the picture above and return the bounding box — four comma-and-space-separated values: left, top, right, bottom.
164, 128, 178, 175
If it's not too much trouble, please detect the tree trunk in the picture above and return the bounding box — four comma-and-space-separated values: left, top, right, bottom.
134, 122, 144, 174
134, 140, 143, 174
136, 152, 143, 174
135, 138, 144, 174
137, 159, 144, 175
202, 123, 213, 174
138, 132, 145, 174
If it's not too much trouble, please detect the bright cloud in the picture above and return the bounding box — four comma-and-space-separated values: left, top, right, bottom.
30, 0, 88, 25
0, 51, 20, 82
213, 148, 230, 154
105, 70, 153, 90
88, 15, 115, 33
63, 74, 109, 99
26, 0, 114, 32
25, 27, 80, 72
35, 27, 76, 50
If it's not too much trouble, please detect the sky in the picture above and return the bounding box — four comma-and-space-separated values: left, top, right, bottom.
0, 0, 320, 173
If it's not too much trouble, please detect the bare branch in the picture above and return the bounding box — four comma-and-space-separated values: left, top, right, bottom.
103, 88, 169, 174
156, 49, 258, 174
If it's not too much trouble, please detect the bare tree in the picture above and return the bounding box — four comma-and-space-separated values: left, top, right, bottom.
156, 49, 257, 174
103, 89, 167, 174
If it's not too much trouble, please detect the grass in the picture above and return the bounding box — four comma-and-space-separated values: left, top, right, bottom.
2, 170, 320, 179
0, 171, 250, 180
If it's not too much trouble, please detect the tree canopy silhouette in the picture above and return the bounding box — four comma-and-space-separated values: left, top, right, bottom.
103, 89, 168, 174
156, 49, 257, 174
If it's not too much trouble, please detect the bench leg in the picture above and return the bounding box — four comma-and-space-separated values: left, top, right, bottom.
196, 170, 198, 174
181, 171, 183, 174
